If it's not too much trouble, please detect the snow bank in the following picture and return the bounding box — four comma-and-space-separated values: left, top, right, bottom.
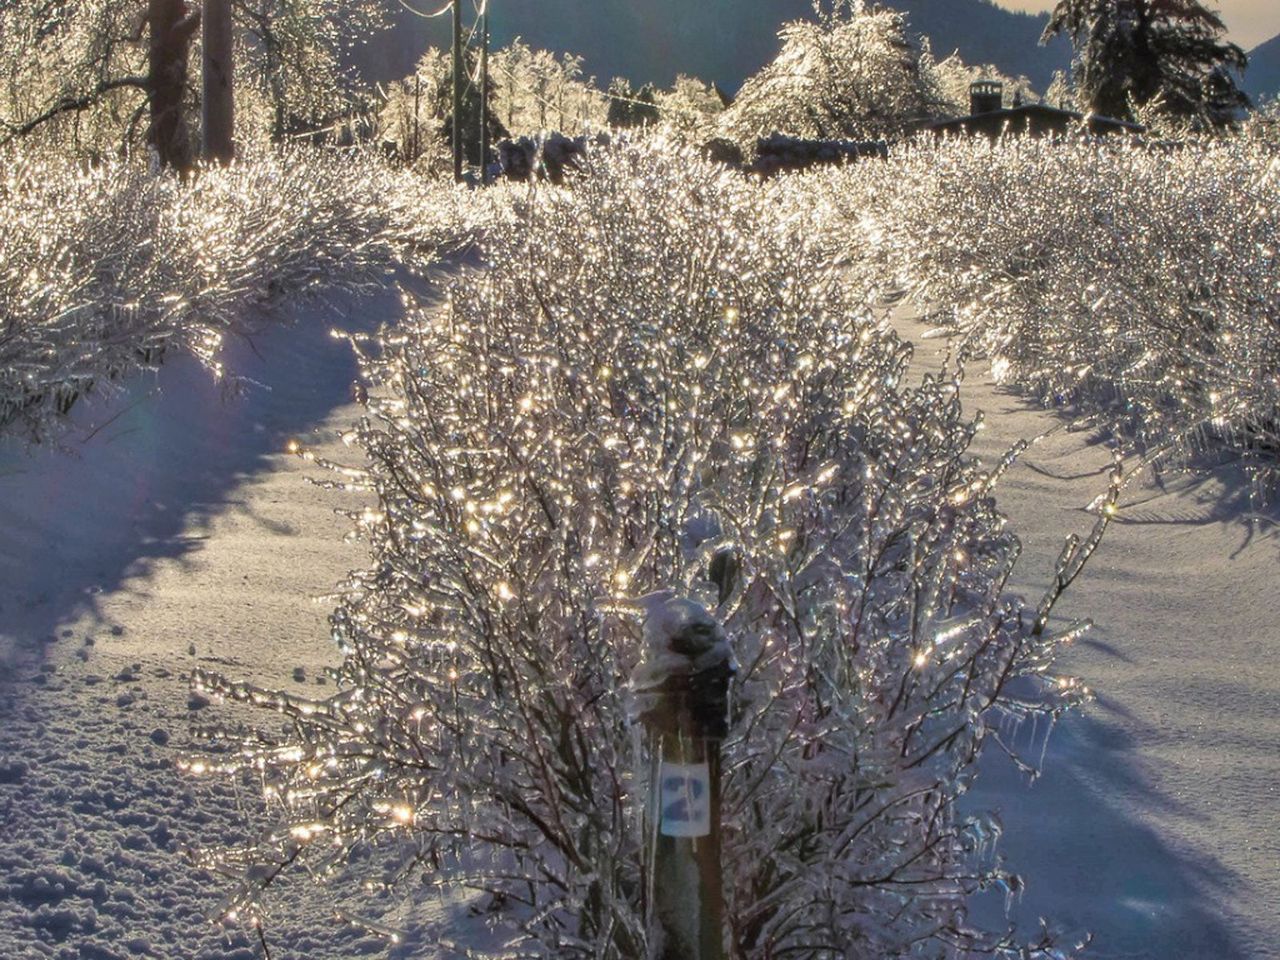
895, 305, 1280, 960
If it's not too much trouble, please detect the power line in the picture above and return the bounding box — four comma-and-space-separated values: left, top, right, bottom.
395, 0, 454, 19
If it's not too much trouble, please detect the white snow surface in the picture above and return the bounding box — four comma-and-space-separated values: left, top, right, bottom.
893, 309, 1280, 960
0, 282, 1276, 960
0, 281, 489, 959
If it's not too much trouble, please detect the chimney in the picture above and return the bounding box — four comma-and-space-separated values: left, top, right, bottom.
969, 80, 1003, 116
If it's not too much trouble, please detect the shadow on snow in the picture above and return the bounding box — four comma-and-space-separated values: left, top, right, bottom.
0, 274, 428, 700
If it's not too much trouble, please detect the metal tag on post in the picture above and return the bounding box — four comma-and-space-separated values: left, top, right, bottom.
659, 760, 711, 837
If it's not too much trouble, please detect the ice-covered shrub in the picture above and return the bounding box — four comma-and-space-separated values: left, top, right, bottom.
191, 143, 1096, 958
814, 136, 1280, 494
0, 146, 479, 442
719, 0, 944, 151
1243, 99, 1280, 147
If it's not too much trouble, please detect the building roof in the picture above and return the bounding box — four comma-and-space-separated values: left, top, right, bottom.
926, 103, 1146, 136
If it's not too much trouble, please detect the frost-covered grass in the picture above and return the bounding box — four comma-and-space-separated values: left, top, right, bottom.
0, 146, 487, 443
192, 143, 1100, 959
808, 136, 1280, 495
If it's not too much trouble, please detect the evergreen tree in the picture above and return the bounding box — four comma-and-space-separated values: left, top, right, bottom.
632, 83, 660, 127
488, 41, 608, 135
1042, 0, 1249, 124
655, 74, 726, 142
606, 79, 659, 129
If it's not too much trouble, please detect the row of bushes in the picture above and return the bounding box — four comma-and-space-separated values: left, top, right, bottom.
191, 144, 1094, 958
803, 136, 1280, 495
0, 146, 491, 443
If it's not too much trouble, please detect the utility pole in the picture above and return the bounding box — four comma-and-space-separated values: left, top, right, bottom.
451, 0, 463, 181
202, 0, 235, 163
480, 2, 490, 184
413, 73, 421, 162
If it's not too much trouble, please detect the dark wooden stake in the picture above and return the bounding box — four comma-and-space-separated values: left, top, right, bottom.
653, 733, 725, 960
642, 664, 731, 960
451, 0, 463, 182
479, 6, 490, 184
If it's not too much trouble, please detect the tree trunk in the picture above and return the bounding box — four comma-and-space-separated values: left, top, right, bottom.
148, 0, 200, 171
480, 10, 489, 182
202, 0, 234, 163
452, 0, 463, 181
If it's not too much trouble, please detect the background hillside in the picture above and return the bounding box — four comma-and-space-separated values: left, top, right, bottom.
1245, 34, 1280, 103
357, 0, 1071, 94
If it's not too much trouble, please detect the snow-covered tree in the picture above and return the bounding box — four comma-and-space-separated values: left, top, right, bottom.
190, 143, 1097, 959
720, 0, 944, 148
0, 2, 159, 156
655, 73, 726, 142
378, 41, 607, 166
489, 40, 608, 135
1042, 0, 1249, 125
0, 0, 386, 157
234, 0, 386, 141
1045, 68, 1078, 110
376, 48, 451, 170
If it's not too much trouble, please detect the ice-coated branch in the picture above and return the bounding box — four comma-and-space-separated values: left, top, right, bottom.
1034, 456, 1124, 636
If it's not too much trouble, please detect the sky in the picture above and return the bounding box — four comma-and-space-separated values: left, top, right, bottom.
994, 1, 1279, 50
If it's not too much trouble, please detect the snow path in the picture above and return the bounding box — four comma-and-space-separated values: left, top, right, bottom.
892, 310, 1280, 960
0, 280, 479, 959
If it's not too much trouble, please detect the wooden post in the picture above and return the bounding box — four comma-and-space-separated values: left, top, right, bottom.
634, 600, 732, 960
202, 0, 234, 163
652, 728, 726, 960
451, 0, 463, 182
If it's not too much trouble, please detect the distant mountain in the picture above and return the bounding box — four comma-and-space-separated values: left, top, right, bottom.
883, 0, 1070, 88
1244, 34, 1280, 104
353, 0, 1070, 94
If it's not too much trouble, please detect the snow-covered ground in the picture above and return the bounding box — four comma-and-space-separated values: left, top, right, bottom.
1, 276, 1276, 960
894, 310, 1280, 960
0, 279, 490, 959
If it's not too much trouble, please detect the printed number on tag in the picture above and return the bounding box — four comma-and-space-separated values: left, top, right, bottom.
659, 761, 711, 838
